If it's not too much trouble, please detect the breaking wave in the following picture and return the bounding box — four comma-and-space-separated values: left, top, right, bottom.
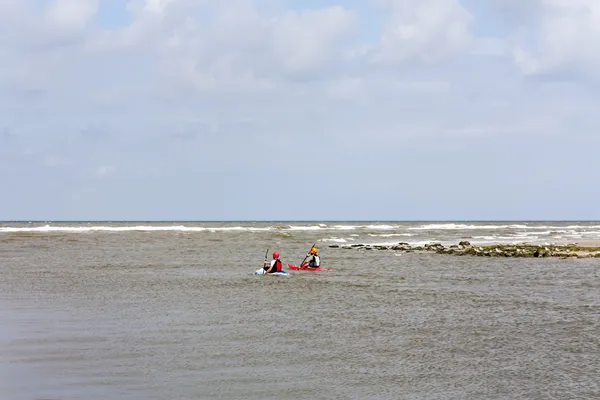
0, 224, 273, 233
2, 222, 600, 246
409, 223, 600, 230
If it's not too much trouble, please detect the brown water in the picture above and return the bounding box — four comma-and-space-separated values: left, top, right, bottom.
1, 223, 599, 399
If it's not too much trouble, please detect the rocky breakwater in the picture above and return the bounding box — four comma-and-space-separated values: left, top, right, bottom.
328, 241, 600, 258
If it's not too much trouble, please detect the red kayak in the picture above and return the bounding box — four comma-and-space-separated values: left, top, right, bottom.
287, 263, 330, 271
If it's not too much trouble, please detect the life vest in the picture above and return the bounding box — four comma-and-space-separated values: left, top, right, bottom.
308, 255, 320, 268
266, 258, 282, 272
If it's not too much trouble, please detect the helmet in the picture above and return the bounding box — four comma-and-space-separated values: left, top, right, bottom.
310, 247, 318, 254
273, 252, 280, 259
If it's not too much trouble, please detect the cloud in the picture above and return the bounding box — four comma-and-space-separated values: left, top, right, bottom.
496, 0, 600, 80
1, 0, 599, 220
365, 0, 474, 65
96, 165, 116, 178
43, 156, 73, 168
153, 4, 358, 88
44, 0, 99, 33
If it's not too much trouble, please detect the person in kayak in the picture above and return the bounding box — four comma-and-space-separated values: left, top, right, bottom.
302, 247, 321, 268
263, 251, 283, 274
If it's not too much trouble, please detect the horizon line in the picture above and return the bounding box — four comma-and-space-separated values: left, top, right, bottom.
2, 219, 600, 223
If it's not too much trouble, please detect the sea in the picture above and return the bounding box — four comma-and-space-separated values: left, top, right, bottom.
1, 221, 599, 400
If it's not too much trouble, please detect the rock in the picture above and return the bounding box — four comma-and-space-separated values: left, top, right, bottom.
326, 240, 600, 259
462, 248, 476, 255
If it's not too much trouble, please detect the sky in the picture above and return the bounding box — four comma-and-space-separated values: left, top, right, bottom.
1, 0, 599, 221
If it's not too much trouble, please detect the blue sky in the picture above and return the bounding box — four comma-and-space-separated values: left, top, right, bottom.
1, 0, 599, 221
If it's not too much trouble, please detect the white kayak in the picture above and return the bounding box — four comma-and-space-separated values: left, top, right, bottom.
254, 268, 290, 276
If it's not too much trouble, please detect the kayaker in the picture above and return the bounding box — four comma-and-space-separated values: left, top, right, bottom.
302, 246, 321, 268
264, 251, 283, 274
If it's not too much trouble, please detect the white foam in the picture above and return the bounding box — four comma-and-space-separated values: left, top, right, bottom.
367, 233, 413, 237
409, 223, 528, 230
0, 223, 343, 233
0, 223, 410, 234
364, 224, 398, 230
3, 223, 600, 240
472, 235, 502, 241
321, 237, 351, 243
287, 225, 323, 231
358, 240, 444, 247
0, 224, 272, 233
332, 225, 359, 230
320, 224, 403, 231
410, 223, 600, 230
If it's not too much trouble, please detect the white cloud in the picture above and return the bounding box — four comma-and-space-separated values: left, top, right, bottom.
269, 7, 358, 78
97, 165, 116, 178
472, 37, 509, 57
509, 0, 600, 79
143, 0, 177, 14
365, 0, 474, 65
0, 0, 28, 25
44, 156, 72, 168
44, 0, 99, 32
155, 5, 357, 88
79, 1, 358, 96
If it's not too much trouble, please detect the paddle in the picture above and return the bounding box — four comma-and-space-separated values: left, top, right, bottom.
263, 248, 269, 273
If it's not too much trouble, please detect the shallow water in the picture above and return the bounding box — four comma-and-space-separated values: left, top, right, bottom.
1, 222, 599, 399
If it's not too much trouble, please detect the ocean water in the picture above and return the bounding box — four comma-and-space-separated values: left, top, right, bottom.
1, 221, 599, 400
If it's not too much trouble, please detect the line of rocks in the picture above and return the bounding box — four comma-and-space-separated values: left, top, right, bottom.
328, 241, 600, 258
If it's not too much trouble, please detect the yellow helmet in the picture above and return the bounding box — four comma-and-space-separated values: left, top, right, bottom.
310, 247, 318, 254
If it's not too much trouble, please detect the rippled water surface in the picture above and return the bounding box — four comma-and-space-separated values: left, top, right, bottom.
1, 222, 599, 399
